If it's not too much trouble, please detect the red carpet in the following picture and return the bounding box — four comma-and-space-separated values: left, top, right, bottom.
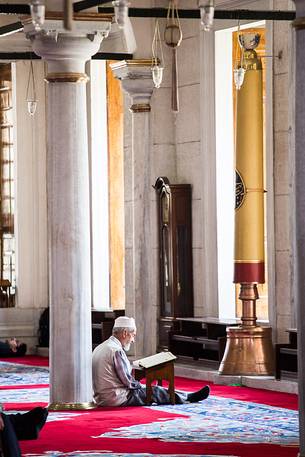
0, 355, 49, 367
0, 355, 299, 457
174, 377, 298, 410
0, 384, 48, 391
1, 355, 298, 409
20, 407, 298, 457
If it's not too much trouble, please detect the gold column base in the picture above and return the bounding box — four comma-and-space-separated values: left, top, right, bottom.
219, 325, 274, 375
48, 401, 97, 411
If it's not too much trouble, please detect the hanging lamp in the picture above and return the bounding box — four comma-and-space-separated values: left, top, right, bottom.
164, 0, 182, 112
26, 61, 38, 116
198, 0, 215, 31
233, 21, 246, 90
112, 0, 130, 29
151, 20, 165, 89
30, 0, 45, 31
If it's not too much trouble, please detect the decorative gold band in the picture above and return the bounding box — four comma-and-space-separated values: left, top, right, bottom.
21, 11, 113, 22
130, 103, 151, 113
45, 11, 113, 22
246, 188, 265, 193
235, 259, 264, 263
45, 73, 89, 83
48, 401, 97, 411
226, 325, 272, 336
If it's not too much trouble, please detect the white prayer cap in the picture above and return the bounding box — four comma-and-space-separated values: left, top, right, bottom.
113, 316, 136, 330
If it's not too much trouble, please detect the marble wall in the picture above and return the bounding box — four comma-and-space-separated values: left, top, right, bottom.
0, 60, 49, 352
272, 0, 296, 342
0, 0, 297, 355
122, 0, 297, 354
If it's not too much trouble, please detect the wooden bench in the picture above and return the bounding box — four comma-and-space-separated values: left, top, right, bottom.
133, 360, 175, 404
275, 328, 297, 380
91, 309, 125, 349
169, 317, 240, 368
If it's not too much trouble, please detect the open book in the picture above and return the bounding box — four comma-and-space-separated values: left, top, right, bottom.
133, 351, 177, 369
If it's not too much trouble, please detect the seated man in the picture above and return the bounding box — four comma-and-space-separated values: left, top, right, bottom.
92, 316, 210, 407
0, 339, 27, 357
0, 406, 48, 457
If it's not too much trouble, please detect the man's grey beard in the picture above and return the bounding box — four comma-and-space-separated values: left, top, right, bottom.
123, 343, 131, 351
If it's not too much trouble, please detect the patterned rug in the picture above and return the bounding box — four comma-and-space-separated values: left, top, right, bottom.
98, 398, 298, 445
0, 386, 49, 403
0, 357, 299, 457
0, 361, 49, 386
2, 387, 298, 447
18, 397, 298, 456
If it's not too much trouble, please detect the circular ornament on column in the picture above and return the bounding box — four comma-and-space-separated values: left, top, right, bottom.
235, 169, 245, 210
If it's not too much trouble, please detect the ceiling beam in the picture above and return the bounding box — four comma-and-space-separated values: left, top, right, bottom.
0, 1, 110, 15
98, 7, 296, 21
0, 51, 132, 60
0, 4, 296, 21
92, 52, 132, 60
74, 0, 111, 13
0, 4, 30, 15
0, 21, 23, 36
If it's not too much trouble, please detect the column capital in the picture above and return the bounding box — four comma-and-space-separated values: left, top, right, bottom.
110, 60, 154, 112
25, 14, 112, 77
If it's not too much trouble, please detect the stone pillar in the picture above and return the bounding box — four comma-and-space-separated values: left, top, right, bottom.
28, 24, 110, 408
111, 60, 155, 357
294, 2, 305, 455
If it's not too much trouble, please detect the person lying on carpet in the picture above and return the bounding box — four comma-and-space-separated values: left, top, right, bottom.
92, 316, 210, 407
0, 339, 27, 357
0, 406, 48, 457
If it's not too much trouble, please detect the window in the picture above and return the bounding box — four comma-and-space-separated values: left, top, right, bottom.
88, 60, 125, 311
0, 63, 15, 308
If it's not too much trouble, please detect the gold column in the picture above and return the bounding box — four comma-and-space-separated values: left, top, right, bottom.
219, 33, 274, 376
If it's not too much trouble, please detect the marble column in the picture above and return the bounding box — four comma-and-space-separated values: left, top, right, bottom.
27, 22, 110, 408
111, 60, 155, 357
294, 1, 305, 455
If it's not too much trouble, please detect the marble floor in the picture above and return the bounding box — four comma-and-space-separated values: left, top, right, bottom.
175, 358, 298, 394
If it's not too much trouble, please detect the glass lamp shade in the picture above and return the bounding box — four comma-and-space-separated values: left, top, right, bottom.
27, 100, 38, 116
151, 65, 164, 89
233, 67, 246, 90
30, 1, 45, 31
164, 24, 182, 48
199, 5, 214, 31
238, 33, 260, 51
112, 0, 130, 29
